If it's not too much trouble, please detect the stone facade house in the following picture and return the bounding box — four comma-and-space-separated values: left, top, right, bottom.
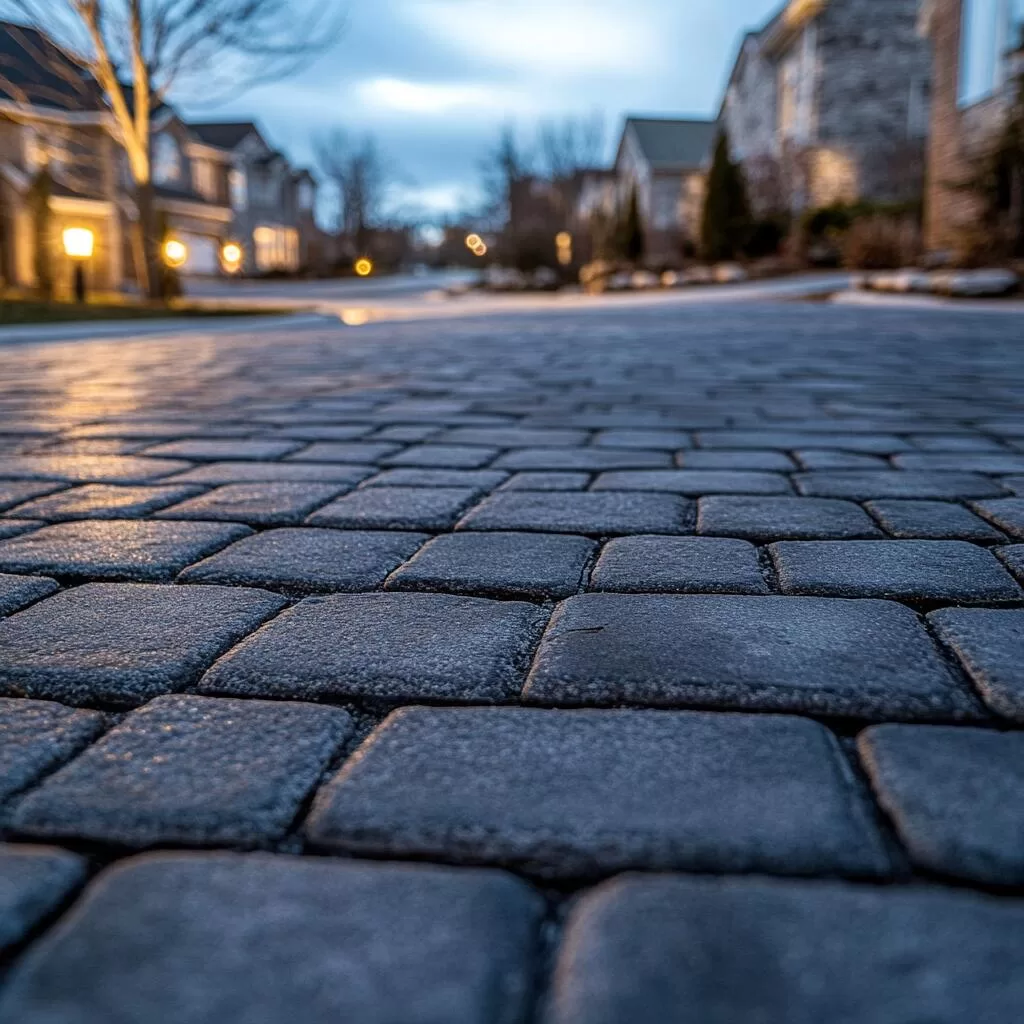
614, 117, 718, 262
920, 0, 1024, 252
720, 0, 932, 215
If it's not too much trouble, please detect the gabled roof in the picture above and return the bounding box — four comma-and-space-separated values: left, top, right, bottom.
188, 121, 263, 151
620, 117, 718, 172
0, 21, 102, 111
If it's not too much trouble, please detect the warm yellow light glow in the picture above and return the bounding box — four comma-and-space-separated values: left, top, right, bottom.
341, 308, 371, 326
62, 227, 95, 260
465, 233, 483, 250
220, 242, 243, 272
163, 239, 188, 269
354, 258, 374, 277
556, 231, 573, 266
471, 242, 488, 257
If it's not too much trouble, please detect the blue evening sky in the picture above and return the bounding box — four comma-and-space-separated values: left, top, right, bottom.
185, 0, 782, 221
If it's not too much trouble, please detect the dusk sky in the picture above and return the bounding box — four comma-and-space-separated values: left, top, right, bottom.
185, 0, 782, 223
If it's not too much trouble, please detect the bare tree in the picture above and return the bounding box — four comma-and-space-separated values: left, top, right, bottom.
314, 130, 391, 256
3, 0, 343, 298
537, 113, 604, 182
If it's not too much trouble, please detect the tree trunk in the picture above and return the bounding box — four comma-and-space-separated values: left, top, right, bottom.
28, 169, 54, 301
133, 180, 163, 301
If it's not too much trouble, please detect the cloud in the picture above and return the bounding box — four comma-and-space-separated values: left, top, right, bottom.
357, 78, 505, 116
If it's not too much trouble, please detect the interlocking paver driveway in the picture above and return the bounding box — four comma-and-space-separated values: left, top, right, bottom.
1, 304, 1024, 1020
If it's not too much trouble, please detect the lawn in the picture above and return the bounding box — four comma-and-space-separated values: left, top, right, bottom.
0, 295, 292, 326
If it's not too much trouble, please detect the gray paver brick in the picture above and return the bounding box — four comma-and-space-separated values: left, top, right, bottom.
697, 430, 911, 453
0, 697, 105, 805
0, 520, 41, 540
0, 853, 542, 1024
457, 491, 693, 535
440, 427, 589, 447
362, 468, 508, 493
796, 472, 1006, 500
495, 448, 671, 471
0, 520, 252, 582
2, 484, 203, 521
677, 450, 796, 470
859, 724, 1024, 885
139, 439, 302, 461
201, 592, 549, 702
866, 500, 1006, 540
770, 540, 1021, 602
382, 444, 501, 468
593, 469, 791, 495
895, 454, 1024, 473
12, 695, 352, 848
307, 486, 480, 530
498, 472, 591, 491
971, 498, 1024, 538
0, 845, 87, 954
306, 707, 889, 879
929, 607, 1024, 721
547, 874, 1024, 1024
698, 496, 880, 540
0, 455, 193, 484
590, 536, 768, 594
998, 544, 1024, 583
0, 573, 58, 617
163, 461, 372, 485
593, 429, 691, 449
180, 527, 427, 594
154, 482, 344, 525
387, 531, 595, 599
0, 482, 66, 512
0, 583, 286, 706
287, 441, 402, 463
525, 594, 977, 721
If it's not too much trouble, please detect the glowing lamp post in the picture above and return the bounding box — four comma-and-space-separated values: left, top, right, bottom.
556, 231, 573, 267
354, 257, 374, 277
220, 241, 243, 275
162, 238, 188, 270
464, 233, 488, 258
62, 227, 94, 304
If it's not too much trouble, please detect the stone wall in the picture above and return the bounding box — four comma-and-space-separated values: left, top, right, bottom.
816, 0, 932, 203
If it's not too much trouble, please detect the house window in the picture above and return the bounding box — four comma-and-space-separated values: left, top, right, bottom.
153, 134, 181, 185
960, 0, 1024, 106
253, 225, 299, 271
298, 180, 314, 211
193, 160, 216, 200
229, 169, 248, 210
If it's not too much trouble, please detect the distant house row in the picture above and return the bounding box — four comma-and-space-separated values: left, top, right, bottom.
0, 22, 326, 293
598, 0, 1022, 261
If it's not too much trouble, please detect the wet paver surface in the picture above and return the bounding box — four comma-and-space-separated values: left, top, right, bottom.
1, 304, 1024, 1022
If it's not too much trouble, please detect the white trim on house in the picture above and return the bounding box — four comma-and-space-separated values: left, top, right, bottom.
156, 197, 233, 223
0, 98, 110, 128
50, 195, 114, 216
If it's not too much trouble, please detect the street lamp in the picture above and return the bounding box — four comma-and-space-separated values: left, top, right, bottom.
556, 231, 573, 267
62, 227, 94, 304
354, 257, 374, 277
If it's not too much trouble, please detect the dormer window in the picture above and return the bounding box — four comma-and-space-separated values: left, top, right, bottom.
153, 134, 182, 185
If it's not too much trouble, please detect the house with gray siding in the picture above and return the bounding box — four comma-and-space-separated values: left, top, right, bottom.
720, 0, 932, 214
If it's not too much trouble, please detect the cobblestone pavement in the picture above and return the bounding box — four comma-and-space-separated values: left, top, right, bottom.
1, 303, 1024, 1022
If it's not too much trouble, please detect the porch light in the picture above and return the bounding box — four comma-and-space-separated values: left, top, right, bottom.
62, 227, 94, 303
162, 239, 188, 269
221, 242, 243, 274
354, 258, 374, 277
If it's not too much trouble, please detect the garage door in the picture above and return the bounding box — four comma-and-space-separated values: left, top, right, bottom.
181, 233, 219, 275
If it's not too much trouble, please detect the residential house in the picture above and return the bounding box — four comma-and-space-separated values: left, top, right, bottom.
0, 22, 125, 293
719, 0, 932, 215
613, 117, 718, 262
0, 21, 320, 293
919, 0, 1024, 252
189, 121, 323, 275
